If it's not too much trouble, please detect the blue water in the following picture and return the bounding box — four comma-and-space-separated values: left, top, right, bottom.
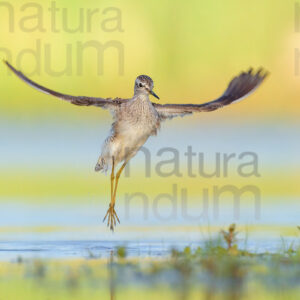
0, 201, 298, 261
0, 239, 285, 261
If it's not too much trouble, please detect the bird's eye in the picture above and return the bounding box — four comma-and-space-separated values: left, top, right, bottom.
139, 83, 143, 88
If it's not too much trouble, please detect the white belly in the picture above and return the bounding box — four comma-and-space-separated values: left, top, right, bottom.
115, 123, 153, 162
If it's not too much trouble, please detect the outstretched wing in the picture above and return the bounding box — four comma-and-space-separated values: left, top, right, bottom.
3, 60, 124, 109
153, 68, 268, 120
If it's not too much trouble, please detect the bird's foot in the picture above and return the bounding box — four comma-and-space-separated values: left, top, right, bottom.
103, 203, 120, 231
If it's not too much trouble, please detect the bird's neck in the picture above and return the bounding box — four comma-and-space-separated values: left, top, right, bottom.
133, 92, 150, 103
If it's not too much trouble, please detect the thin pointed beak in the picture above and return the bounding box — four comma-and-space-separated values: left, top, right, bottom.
149, 90, 160, 100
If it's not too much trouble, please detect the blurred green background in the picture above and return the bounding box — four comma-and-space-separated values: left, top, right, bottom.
0, 0, 298, 229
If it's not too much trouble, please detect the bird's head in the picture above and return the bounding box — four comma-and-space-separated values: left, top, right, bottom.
134, 75, 159, 99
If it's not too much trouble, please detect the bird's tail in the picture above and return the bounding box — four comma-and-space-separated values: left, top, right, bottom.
95, 157, 107, 172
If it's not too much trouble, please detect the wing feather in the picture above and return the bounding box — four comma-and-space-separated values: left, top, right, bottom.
3, 60, 124, 109
153, 68, 269, 120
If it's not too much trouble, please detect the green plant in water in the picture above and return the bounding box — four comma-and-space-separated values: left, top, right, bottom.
221, 223, 238, 251
116, 246, 127, 259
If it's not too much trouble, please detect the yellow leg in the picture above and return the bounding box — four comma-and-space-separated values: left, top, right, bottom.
103, 157, 119, 231
112, 162, 126, 206
103, 159, 127, 231
110, 157, 115, 202
104, 162, 127, 230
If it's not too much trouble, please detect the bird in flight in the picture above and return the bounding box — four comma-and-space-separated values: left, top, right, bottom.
3, 60, 268, 231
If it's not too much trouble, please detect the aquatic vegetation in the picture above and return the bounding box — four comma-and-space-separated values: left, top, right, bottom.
116, 246, 127, 259
0, 226, 299, 299
220, 223, 237, 250
0, 224, 300, 300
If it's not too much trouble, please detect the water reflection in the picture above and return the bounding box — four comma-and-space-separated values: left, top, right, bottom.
108, 250, 116, 300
